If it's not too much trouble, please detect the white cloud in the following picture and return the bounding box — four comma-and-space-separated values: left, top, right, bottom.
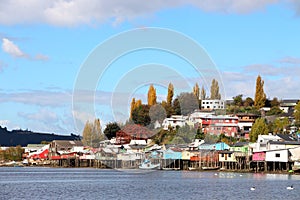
0, 0, 282, 27
0, 90, 72, 107
2, 38, 27, 58
222, 58, 300, 100
2, 37, 49, 61
18, 109, 58, 124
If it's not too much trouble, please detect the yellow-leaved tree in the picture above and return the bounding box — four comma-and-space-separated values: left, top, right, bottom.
254, 75, 266, 109
193, 83, 199, 100
82, 118, 104, 147
147, 84, 157, 106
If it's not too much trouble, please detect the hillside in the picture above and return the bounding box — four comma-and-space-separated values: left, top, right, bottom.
0, 126, 81, 146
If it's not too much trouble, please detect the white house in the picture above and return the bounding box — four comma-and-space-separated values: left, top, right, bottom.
265, 149, 289, 162
188, 110, 215, 124
201, 99, 225, 110
252, 134, 281, 152
162, 115, 188, 130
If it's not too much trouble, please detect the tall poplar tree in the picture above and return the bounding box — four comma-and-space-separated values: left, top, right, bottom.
167, 83, 174, 106
254, 75, 266, 109
193, 83, 200, 100
130, 98, 136, 119
200, 85, 206, 100
210, 79, 221, 100
147, 84, 157, 106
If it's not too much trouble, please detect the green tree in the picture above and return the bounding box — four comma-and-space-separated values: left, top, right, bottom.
249, 118, 269, 142
233, 94, 243, 106
147, 84, 157, 106
131, 105, 151, 126
267, 106, 282, 116
272, 117, 289, 134
104, 122, 121, 139
244, 97, 254, 107
210, 79, 221, 100
254, 75, 266, 109
162, 100, 173, 118
270, 97, 280, 107
294, 101, 300, 126
82, 119, 103, 147
195, 128, 205, 140
173, 98, 181, 115
167, 83, 174, 106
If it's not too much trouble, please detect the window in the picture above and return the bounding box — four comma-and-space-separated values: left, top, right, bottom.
275, 153, 280, 158
221, 154, 224, 157
228, 154, 231, 157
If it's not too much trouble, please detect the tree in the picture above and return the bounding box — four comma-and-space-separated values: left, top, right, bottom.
233, 94, 243, 106
193, 83, 200, 100
149, 104, 167, 125
270, 97, 280, 107
130, 98, 136, 119
131, 105, 151, 126
82, 119, 104, 147
178, 92, 199, 115
167, 83, 174, 106
210, 79, 221, 100
249, 118, 269, 142
272, 117, 289, 134
200, 85, 206, 100
147, 84, 157, 106
254, 75, 266, 109
172, 98, 181, 115
244, 97, 254, 107
294, 101, 300, 126
104, 122, 121, 139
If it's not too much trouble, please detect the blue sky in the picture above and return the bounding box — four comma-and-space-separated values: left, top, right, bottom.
1, 0, 300, 135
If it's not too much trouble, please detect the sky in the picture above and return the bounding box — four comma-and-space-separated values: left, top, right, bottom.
1, 0, 300, 135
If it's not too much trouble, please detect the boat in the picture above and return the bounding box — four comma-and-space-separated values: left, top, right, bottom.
139, 159, 160, 170
201, 166, 220, 170
188, 167, 197, 171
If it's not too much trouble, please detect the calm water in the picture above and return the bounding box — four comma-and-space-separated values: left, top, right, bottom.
0, 167, 299, 200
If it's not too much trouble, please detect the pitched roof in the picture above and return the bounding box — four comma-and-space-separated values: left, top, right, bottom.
276, 134, 297, 141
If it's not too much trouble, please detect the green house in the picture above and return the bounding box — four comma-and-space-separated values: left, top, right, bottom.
229, 142, 249, 153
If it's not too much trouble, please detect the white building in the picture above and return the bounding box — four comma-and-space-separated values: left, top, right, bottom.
201, 99, 225, 110
252, 134, 281, 152
188, 110, 215, 124
162, 115, 188, 130
265, 149, 289, 162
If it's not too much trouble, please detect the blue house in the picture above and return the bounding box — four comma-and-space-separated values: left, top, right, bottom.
198, 142, 230, 151
163, 148, 182, 159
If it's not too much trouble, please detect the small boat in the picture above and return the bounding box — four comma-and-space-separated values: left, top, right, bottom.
139, 159, 160, 170
250, 187, 256, 191
201, 166, 219, 170
286, 185, 293, 190
188, 167, 197, 171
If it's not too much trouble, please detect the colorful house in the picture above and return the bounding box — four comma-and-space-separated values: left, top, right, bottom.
252, 151, 266, 161
201, 115, 239, 137
199, 142, 230, 151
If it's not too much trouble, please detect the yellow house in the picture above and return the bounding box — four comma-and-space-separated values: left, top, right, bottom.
219, 151, 237, 162
181, 150, 191, 160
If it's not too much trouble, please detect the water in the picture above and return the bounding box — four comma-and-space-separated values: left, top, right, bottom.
0, 167, 299, 200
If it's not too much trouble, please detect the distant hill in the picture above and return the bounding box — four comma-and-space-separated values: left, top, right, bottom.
0, 126, 81, 146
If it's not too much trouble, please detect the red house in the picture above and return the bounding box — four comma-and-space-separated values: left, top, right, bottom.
201, 115, 239, 137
